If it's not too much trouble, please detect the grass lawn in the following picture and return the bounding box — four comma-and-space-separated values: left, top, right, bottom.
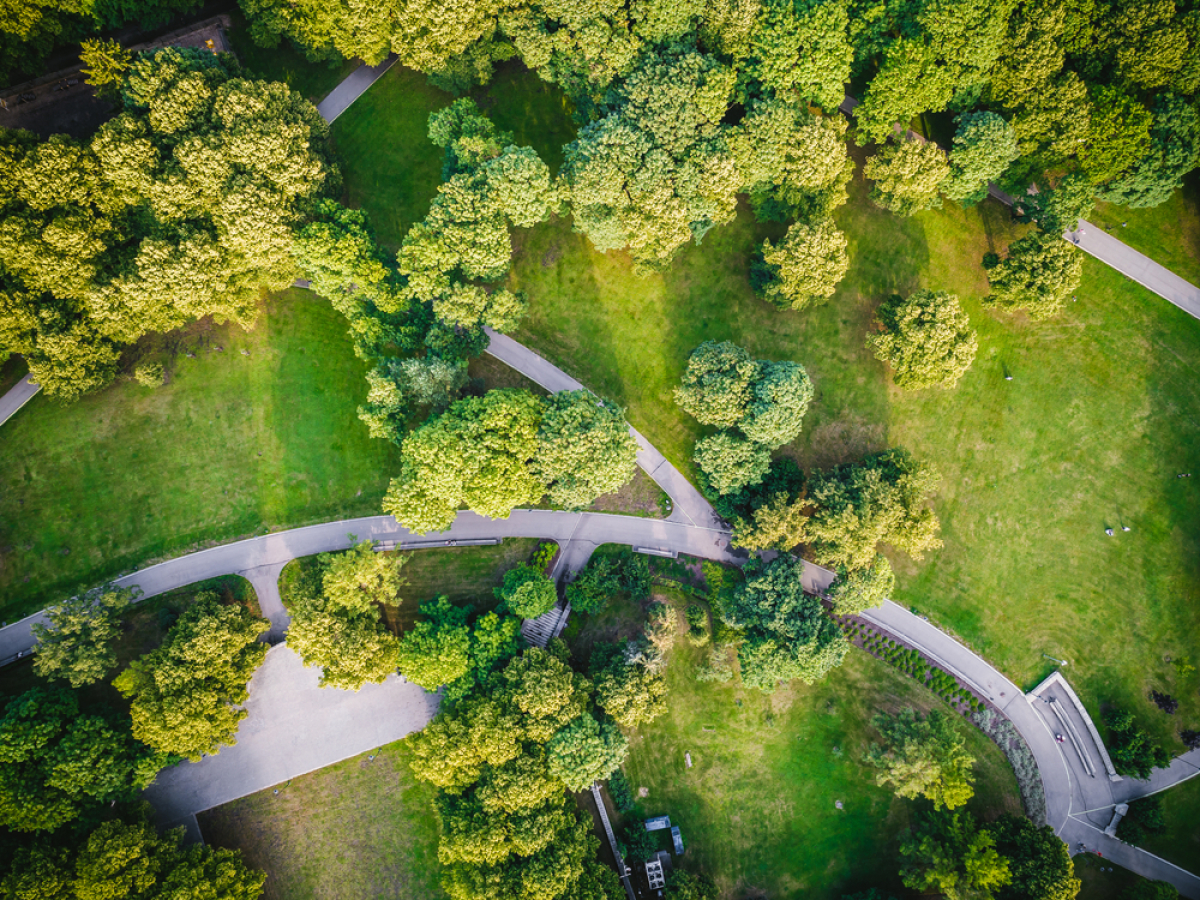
1089, 171, 1200, 287
574, 590, 1021, 900
1139, 776, 1200, 872
333, 62, 1200, 741
1074, 855, 1147, 900
0, 290, 400, 621
198, 737, 443, 900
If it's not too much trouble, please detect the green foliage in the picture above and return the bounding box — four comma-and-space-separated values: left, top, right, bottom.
1103, 708, 1171, 779
752, 219, 850, 311
533, 391, 639, 509
742, 0, 853, 110
1114, 794, 1167, 845
827, 555, 894, 615
287, 596, 401, 691
685, 604, 710, 647
695, 430, 773, 496
731, 490, 810, 552
546, 711, 630, 791
0, 687, 165, 832
666, 872, 719, 900
31, 585, 135, 687
620, 822, 658, 862
113, 593, 267, 761
1014, 173, 1095, 234
1079, 85, 1153, 186
79, 38, 131, 98
674, 341, 759, 428
495, 563, 558, 620
0, 49, 334, 400
395, 596, 473, 691
985, 231, 1083, 321
989, 814, 1081, 900
1125, 882, 1180, 900
807, 449, 942, 571
358, 355, 470, 440
133, 362, 165, 387
868, 289, 979, 390
854, 40, 957, 144
864, 136, 951, 217
720, 555, 849, 692
1100, 95, 1200, 209
560, 44, 740, 273
565, 555, 624, 615
943, 112, 1020, 205
590, 642, 669, 728
607, 768, 635, 812
0, 816, 265, 900
864, 707, 976, 809
322, 540, 408, 615
900, 809, 1012, 900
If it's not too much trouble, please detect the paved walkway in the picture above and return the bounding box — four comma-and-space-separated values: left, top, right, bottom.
1068, 223, 1200, 320
143, 644, 439, 841
314, 55, 397, 122
0, 373, 40, 428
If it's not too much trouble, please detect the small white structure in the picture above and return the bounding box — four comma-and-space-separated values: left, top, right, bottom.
645, 859, 666, 890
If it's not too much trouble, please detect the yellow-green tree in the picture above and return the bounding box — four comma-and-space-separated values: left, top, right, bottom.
868, 290, 978, 390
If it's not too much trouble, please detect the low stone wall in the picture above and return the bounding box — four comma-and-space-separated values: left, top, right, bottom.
1026, 670, 1122, 782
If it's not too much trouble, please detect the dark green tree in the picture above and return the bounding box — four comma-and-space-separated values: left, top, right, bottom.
990, 814, 1081, 900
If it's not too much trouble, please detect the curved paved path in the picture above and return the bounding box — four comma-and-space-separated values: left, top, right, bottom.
0, 373, 39, 428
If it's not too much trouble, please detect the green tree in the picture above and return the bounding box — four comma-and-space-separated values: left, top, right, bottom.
1125, 882, 1180, 900
865, 707, 976, 809
742, 0, 853, 110
590, 643, 668, 728
985, 231, 1082, 321
720, 556, 849, 692
533, 391, 639, 509
989, 815, 1081, 900
1114, 795, 1166, 846
1103, 709, 1171, 779
31, 586, 135, 687
395, 597, 472, 691
565, 555, 624, 615
864, 135, 951, 217
113, 594, 268, 761
287, 596, 401, 691
900, 810, 1012, 900
854, 40, 957, 144
943, 112, 1020, 204
560, 45, 741, 273
357, 355, 470, 440
807, 449, 942, 571
0, 687, 164, 832
752, 219, 850, 311
1101, 95, 1200, 209
695, 430, 773, 497
731, 491, 810, 551
674, 341, 759, 428
827, 554, 894, 615
1014, 172, 1095, 234
1079, 84, 1153, 186
464, 611, 524, 689
666, 871, 719, 900
546, 712, 629, 791
321, 540, 408, 614
495, 563, 558, 620
383, 389, 546, 533
620, 822, 658, 862
868, 290, 978, 390
79, 38, 131, 98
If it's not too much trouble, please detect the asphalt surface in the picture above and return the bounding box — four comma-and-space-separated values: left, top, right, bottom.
314, 55, 397, 123
0, 374, 40, 428
1069, 222, 1200, 321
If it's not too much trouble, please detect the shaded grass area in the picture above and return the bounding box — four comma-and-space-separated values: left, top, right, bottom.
279, 539, 544, 635
198, 737, 443, 900
225, 13, 358, 106
0, 290, 400, 620
577, 590, 1020, 900
0, 575, 258, 709
1075, 855, 1146, 900
1139, 775, 1200, 872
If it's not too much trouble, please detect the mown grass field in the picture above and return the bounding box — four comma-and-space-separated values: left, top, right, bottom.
575, 590, 1021, 899
1139, 775, 1200, 872
199, 737, 443, 900
0, 290, 400, 620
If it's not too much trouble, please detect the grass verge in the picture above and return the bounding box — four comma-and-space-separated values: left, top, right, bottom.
1138, 775, 1200, 872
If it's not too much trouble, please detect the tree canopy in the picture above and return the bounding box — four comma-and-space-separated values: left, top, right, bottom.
827, 554, 895, 615
864, 135, 951, 217
868, 290, 979, 390
989, 815, 1081, 900
865, 707, 976, 809
985, 231, 1083, 321
113, 593, 267, 761
752, 219, 850, 311
495, 563, 558, 620
900, 810, 1012, 900
32, 586, 135, 687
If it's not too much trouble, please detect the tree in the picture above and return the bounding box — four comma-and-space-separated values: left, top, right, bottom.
31, 586, 135, 687
358, 356, 470, 440
495, 563, 558, 620
667, 872, 719, 900
731, 490, 810, 552
900, 810, 1012, 900
674, 341, 760, 428
868, 290, 978, 390
853, 40, 957, 144
113, 594, 268, 761
565, 555, 624, 615
989, 815, 1081, 900
753, 219, 850, 311
695, 431, 773, 496
463, 611, 524, 690
864, 135, 951, 217
321, 540, 408, 614
741, 0, 853, 110
79, 38, 131, 98
287, 595, 401, 691
1079, 84, 1153, 186
501, 646, 591, 743
394, 597, 472, 691
807, 449, 942, 571
0, 687, 164, 832
1014, 172, 1095, 234
720, 556, 849, 692
1125, 882, 1180, 900
383, 389, 545, 533
865, 707, 976, 809
943, 112, 1020, 204
0, 816, 265, 900
1103, 709, 1171, 779
827, 554, 894, 615
560, 45, 741, 273
1114, 795, 1167, 846
0, 49, 335, 400
546, 712, 629, 791
620, 822, 658, 862
1101, 95, 1200, 209
985, 231, 1083, 321
590, 643, 668, 728
533, 391, 639, 509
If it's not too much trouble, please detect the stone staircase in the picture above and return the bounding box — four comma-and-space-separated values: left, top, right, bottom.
521, 601, 572, 648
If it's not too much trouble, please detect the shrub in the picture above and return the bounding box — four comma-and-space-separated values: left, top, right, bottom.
1116, 795, 1166, 846
1104, 708, 1171, 779
494, 564, 557, 619
685, 604, 710, 647
1151, 691, 1179, 715
134, 362, 164, 387
532, 541, 557, 570
608, 769, 635, 813
1181, 729, 1200, 751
